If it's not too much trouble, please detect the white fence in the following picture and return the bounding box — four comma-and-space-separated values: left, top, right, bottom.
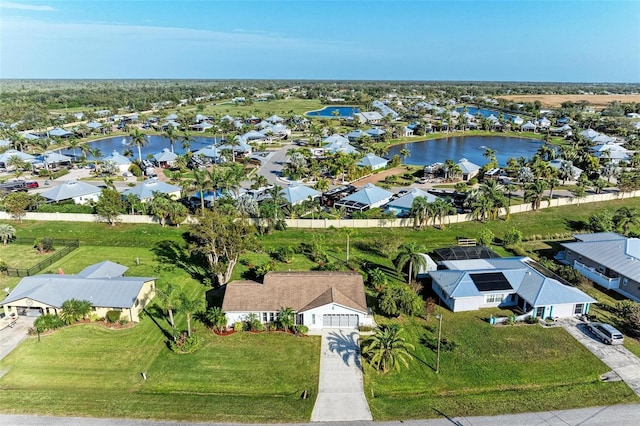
1, 189, 639, 227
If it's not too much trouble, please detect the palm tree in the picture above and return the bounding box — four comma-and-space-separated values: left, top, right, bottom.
205, 307, 228, 333
400, 148, 411, 164
524, 180, 549, 211
277, 307, 295, 332
191, 168, 209, 213
613, 207, 640, 236
430, 198, 455, 229
362, 324, 414, 374
180, 131, 194, 153
410, 196, 431, 229
128, 128, 148, 162
0, 223, 16, 245
394, 242, 427, 284
251, 174, 269, 190
156, 283, 179, 328
163, 126, 179, 153
342, 228, 355, 263
179, 292, 204, 337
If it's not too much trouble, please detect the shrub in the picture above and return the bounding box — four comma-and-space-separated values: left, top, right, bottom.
525, 315, 539, 324
106, 310, 122, 323
169, 332, 200, 353
503, 227, 523, 247
506, 314, 517, 326
34, 237, 55, 253
378, 286, 425, 317
129, 163, 143, 177
271, 246, 295, 263
293, 324, 309, 335
33, 314, 66, 333
233, 321, 243, 332
245, 313, 263, 332
477, 228, 495, 246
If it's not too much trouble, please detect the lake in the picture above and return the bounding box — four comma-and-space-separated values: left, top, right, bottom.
306, 105, 360, 118
388, 136, 541, 167
62, 135, 222, 159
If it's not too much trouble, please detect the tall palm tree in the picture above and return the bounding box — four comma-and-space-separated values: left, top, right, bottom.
394, 242, 427, 284
400, 148, 411, 164
180, 131, 194, 153
0, 223, 16, 245
156, 284, 179, 328
128, 128, 148, 162
179, 292, 204, 337
342, 228, 355, 263
524, 180, 549, 211
430, 198, 455, 229
163, 126, 179, 153
410, 196, 431, 229
362, 324, 414, 374
191, 168, 209, 213
613, 207, 640, 236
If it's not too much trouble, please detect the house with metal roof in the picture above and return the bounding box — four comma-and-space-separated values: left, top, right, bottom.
36, 152, 72, 169
549, 159, 583, 181
280, 183, 321, 206
192, 145, 221, 163
521, 121, 537, 132
456, 158, 481, 181
321, 137, 359, 155
102, 151, 132, 173
346, 129, 367, 142
334, 183, 393, 212
430, 257, 596, 317
40, 180, 102, 204
153, 148, 178, 168
0, 150, 36, 169
558, 233, 640, 302
590, 142, 631, 162
121, 178, 181, 202
365, 127, 386, 140
48, 127, 73, 138
1, 261, 155, 322
190, 121, 213, 132
222, 271, 373, 330
357, 153, 388, 171
386, 188, 438, 216
354, 111, 383, 124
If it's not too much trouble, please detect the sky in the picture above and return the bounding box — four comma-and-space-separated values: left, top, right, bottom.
1, 0, 639, 82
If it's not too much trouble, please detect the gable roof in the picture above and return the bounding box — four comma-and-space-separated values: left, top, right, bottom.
153, 148, 178, 162
78, 261, 128, 278
103, 151, 132, 165
40, 180, 102, 202
222, 271, 368, 313
457, 158, 480, 174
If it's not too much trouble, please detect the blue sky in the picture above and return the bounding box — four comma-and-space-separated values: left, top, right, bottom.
1, 0, 639, 82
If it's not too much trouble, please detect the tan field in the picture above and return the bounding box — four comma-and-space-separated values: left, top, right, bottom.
498, 94, 640, 108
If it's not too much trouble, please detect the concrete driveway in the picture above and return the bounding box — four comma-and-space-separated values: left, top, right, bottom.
0, 316, 35, 361
310, 328, 372, 422
560, 317, 640, 396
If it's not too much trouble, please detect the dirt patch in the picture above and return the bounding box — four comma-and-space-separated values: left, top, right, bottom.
350, 168, 407, 187
498, 94, 640, 109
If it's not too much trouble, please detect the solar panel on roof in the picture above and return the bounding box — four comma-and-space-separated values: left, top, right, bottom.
470, 272, 513, 292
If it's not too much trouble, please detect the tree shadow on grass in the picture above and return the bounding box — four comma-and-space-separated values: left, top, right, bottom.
565, 218, 589, 232
151, 239, 211, 284
143, 305, 174, 342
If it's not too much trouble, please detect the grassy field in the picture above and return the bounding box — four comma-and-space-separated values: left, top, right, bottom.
498, 94, 640, 108
364, 312, 638, 420
202, 98, 325, 117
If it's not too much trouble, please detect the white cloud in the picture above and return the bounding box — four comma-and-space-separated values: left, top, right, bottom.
0, 2, 56, 11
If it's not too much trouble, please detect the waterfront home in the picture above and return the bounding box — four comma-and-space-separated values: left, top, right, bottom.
102, 151, 132, 174
386, 188, 438, 217
456, 158, 481, 181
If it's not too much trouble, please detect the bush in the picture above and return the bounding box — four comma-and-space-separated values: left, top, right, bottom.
233, 321, 243, 332
503, 227, 523, 247
106, 310, 122, 323
34, 314, 66, 333
169, 332, 200, 353
378, 286, 425, 317
525, 315, 539, 324
293, 324, 309, 335
129, 163, 143, 177
271, 246, 295, 263
33, 237, 55, 253
477, 228, 495, 246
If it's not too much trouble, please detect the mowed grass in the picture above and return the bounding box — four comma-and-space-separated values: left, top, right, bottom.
0, 321, 320, 422
364, 312, 639, 420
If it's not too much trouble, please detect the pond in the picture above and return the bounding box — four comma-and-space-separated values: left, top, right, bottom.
306, 105, 360, 118
387, 135, 541, 167
62, 135, 222, 160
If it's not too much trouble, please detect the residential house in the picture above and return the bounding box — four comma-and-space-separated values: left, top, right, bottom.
431, 257, 596, 317
153, 149, 178, 168
48, 127, 73, 138
102, 151, 132, 174
354, 111, 383, 124
334, 183, 393, 212
222, 271, 373, 331
357, 153, 388, 171
559, 233, 640, 302
1, 261, 155, 322
386, 188, 438, 217
456, 158, 481, 181
0, 149, 35, 169
521, 121, 537, 132
40, 180, 102, 205
280, 183, 321, 206
121, 178, 181, 202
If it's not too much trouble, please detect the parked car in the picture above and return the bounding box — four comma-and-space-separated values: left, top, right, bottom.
587, 322, 624, 345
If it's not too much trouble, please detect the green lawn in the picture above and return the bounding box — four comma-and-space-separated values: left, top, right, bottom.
0, 321, 320, 422
364, 312, 638, 420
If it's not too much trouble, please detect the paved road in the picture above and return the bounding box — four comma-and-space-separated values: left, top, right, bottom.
560, 317, 640, 396
256, 143, 293, 186
0, 316, 35, 362
3, 404, 640, 426
310, 328, 372, 422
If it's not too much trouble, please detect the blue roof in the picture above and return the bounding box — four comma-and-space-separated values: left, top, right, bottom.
357, 153, 388, 168
153, 148, 178, 162
103, 151, 132, 165
387, 188, 438, 210
280, 183, 321, 205
48, 127, 73, 137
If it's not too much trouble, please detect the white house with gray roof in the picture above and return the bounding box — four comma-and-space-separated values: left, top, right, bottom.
559, 233, 640, 302
386, 188, 438, 216
334, 183, 393, 212
357, 153, 388, 171
280, 183, 321, 206
456, 158, 481, 181
431, 257, 596, 318
102, 151, 132, 173
121, 178, 181, 202
40, 180, 102, 204
1, 261, 155, 322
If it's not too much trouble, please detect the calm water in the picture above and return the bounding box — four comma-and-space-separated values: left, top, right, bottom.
388, 136, 541, 167
456, 106, 517, 122
306, 105, 360, 118
62, 135, 221, 159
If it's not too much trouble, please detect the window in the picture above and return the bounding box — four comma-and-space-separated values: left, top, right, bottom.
485, 294, 504, 304
312, 314, 316, 325
262, 312, 267, 322
536, 306, 545, 318
269, 312, 275, 322
574, 304, 584, 315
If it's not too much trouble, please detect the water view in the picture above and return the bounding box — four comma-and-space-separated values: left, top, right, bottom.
306, 106, 360, 118
455, 106, 517, 122
61, 135, 222, 159
388, 135, 541, 167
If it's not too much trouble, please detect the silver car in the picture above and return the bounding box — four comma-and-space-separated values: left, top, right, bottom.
587, 322, 624, 345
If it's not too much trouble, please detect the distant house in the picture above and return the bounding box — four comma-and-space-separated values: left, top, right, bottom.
357, 153, 388, 171
0, 149, 36, 169
334, 183, 393, 212
354, 111, 383, 124
48, 127, 73, 138
558, 233, 640, 302
430, 257, 596, 317
190, 121, 213, 132
386, 188, 438, 217
549, 159, 583, 180
37, 152, 72, 169
521, 121, 537, 132
121, 178, 181, 202
40, 180, 102, 205
222, 271, 373, 331
590, 142, 631, 162
102, 151, 132, 173
153, 149, 178, 168
346, 129, 367, 142
1, 261, 155, 322
536, 117, 551, 129
365, 127, 386, 140
321, 135, 358, 155
456, 158, 481, 181
280, 183, 321, 206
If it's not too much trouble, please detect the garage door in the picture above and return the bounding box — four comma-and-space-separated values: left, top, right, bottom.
322, 314, 359, 327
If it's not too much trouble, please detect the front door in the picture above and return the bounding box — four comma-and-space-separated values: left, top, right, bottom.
535, 306, 545, 318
